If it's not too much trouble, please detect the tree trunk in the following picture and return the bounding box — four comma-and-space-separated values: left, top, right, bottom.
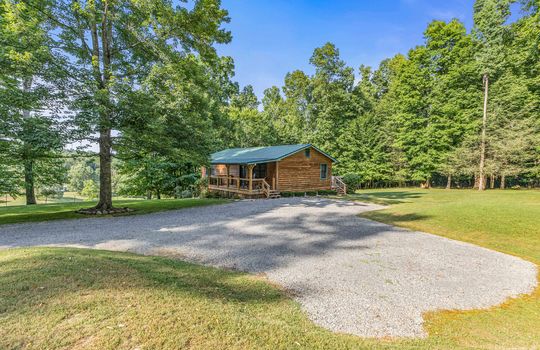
95, 126, 113, 211
446, 174, 452, 190
421, 178, 431, 189
24, 159, 37, 205
146, 191, 152, 200
490, 174, 495, 189
88, 2, 114, 213
500, 175, 506, 189
22, 77, 36, 205
478, 73, 489, 191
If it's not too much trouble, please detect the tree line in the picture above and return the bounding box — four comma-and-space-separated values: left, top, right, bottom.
226, 0, 540, 190
1, 0, 539, 210
1, 0, 234, 211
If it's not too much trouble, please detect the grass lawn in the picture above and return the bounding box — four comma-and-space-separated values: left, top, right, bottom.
352, 188, 540, 349
0, 198, 228, 226
0, 189, 538, 349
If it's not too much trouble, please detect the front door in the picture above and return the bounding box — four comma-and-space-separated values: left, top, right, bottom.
253, 163, 267, 179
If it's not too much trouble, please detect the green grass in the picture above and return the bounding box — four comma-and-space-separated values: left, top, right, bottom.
0, 247, 424, 350
0, 189, 538, 349
351, 188, 540, 349
1, 191, 93, 206
0, 198, 228, 225
353, 188, 540, 263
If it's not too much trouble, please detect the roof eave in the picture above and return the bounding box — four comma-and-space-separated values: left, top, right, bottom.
210, 143, 337, 164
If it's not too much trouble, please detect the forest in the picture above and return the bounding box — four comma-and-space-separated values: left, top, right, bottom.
1, 0, 539, 210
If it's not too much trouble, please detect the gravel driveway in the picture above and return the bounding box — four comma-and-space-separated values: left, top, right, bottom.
0, 198, 536, 338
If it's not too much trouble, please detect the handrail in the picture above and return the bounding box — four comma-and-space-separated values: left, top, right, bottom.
261, 179, 271, 198
208, 176, 268, 193
331, 176, 347, 195
209, 176, 265, 182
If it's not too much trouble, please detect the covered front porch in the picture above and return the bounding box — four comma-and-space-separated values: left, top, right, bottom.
208, 162, 279, 198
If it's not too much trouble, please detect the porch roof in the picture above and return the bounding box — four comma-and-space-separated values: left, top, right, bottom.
210, 144, 336, 165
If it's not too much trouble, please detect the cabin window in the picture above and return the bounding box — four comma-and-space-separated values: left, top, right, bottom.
241, 164, 267, 179
253, 163, 267, 178
320, 164, 328, 179
240, 165, 247, 178
211, 166, 216, 176
305, 148, 311, 158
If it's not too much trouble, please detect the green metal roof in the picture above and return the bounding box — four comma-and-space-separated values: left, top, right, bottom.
210, 144, 336, 165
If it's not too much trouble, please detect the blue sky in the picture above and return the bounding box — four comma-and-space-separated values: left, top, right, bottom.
217, 0, 475, 98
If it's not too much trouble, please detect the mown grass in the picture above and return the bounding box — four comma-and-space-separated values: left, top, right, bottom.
0, 198, 228, 225
0, 247, 427, 350
0, 189, 538, 349
352, 188, 540, 349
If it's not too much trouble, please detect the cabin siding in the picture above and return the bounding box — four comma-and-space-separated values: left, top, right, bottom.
266, 162, 277, 189
277, 147, 332, 192
211, 164, 239, 176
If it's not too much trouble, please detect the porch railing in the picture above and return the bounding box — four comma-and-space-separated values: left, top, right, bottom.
208, 175, 271, 196
331, 176, 347, 195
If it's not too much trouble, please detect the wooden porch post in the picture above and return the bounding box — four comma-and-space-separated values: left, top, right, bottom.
237, 165, 240, 191
248, 164, 255, 192
275, 161, 279, 190
226, 165, 230, 188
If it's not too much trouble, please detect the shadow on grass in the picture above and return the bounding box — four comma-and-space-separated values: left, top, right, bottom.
360, 210, 431, 226
347, 191, 425, 205
0, 248, 285, 312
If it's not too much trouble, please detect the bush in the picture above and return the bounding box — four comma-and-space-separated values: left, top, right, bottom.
318, 190, 337, 196
81, 180, 99, 200
341, 173, 363, 191
195, 177, 209, 198
280, 191, 334, 197
180, 189, 192, 198
39, 186, 64, 200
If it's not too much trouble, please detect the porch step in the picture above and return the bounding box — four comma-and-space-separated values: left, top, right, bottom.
267, 190, 281, 199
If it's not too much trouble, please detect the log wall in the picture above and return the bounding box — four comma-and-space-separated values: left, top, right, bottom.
277, 147, 332, 192
211, 164, 239, 176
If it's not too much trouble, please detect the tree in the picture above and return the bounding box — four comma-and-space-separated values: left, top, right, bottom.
279, 70, 312, 143
309, 43, 357, 156
43, 0, 232, 213
81, 179, 98, 200
0, 0, 67, 204
424, 19, 480, 187
472, 0, 512, 190
67, 158, 99, 193
226, 85, 270, 147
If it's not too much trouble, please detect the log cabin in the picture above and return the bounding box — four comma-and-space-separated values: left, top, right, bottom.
202, 144, 346, 198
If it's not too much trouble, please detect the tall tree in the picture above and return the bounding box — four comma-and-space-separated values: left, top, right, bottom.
0, 0, 67, 204
425, 19, 480, 187
472, 0, 512, 190
43, 0, 231, 213
309, 43, 356, 155
279, 70, 312, 143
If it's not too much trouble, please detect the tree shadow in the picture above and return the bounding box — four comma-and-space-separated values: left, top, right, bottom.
0, 248, 287, 308
0, 198, 401, 274
346, 191, 425, 205
359, 211, 431, 226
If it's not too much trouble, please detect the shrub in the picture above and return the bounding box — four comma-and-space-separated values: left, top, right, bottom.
180, 189, 192, 198
341, 173, 363, 191
280, 191, 333, 197
317, 190, 337, 196
39, 186, 64, 200
81, 180, 99, 200
195, 177, 209, 198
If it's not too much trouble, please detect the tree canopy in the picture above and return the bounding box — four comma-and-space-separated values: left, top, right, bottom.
1, 0, 539, 207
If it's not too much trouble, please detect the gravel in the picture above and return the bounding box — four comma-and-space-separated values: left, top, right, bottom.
0, 197, 536, 338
